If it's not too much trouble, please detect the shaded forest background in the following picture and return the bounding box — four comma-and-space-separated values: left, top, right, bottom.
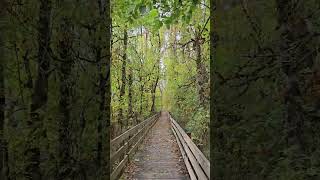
1, 0, 111, 179
1, 0, 320, 180
211, 0, 320, 179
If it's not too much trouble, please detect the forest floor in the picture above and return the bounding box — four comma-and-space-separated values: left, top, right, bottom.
122, 111, 190, 180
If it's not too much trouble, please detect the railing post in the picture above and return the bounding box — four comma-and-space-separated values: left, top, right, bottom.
186, 132, 191, 138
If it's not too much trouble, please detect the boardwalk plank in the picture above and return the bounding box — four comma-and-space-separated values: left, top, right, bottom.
122, 111, 190, 180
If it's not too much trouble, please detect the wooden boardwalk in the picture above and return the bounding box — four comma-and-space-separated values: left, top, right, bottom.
122, 111, 190, 179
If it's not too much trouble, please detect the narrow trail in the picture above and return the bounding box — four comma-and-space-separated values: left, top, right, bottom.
123, 111, 190, 179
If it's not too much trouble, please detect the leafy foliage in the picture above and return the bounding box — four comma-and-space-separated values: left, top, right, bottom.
112, 0, 210, 156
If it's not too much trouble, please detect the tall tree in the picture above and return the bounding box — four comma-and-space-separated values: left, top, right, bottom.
56, 2, 74, 178
119, 28, 128, 130
210, 0, 216, 178
0, 1, 9, 179
24, 0, 52, 179
94, 0, 111, 178
127, 59, 133, 121
104, 0, 111, 178
194, 29, 209, 106
150, 33, 161, 113
150, 76, 159, 112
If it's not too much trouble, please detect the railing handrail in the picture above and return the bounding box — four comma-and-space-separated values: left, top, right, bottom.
169, 113, 210, 180
110, 112, 160, 180
111, 114, 156, 150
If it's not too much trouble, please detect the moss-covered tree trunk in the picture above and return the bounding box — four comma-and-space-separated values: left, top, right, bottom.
195, 31, 209, 107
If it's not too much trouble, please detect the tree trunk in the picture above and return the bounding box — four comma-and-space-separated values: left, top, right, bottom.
119, 29, 127, 130
57, 14, 73, 180
127, 61, 133, 121
0, 1, 9, 179
103, 0, 111, 178
139, 75, 144, 117
96, 46, 105, 170
195, 32, 209, 107
276, 0, 317, 166
25, 0, 52, 179
210, 0, 220, 178
23, 50, 33, 89
150, 76, 159, 113
151, 33, 161, 113
0, 36, 6, 180
96, 0, 105, 171
95, 1, 111, 178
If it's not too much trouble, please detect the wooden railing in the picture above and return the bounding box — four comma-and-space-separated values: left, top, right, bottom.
169, 113, 210, 180
110, 113, 160, 180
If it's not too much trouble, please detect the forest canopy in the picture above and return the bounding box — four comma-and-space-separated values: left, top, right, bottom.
111, 0, 210, 157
